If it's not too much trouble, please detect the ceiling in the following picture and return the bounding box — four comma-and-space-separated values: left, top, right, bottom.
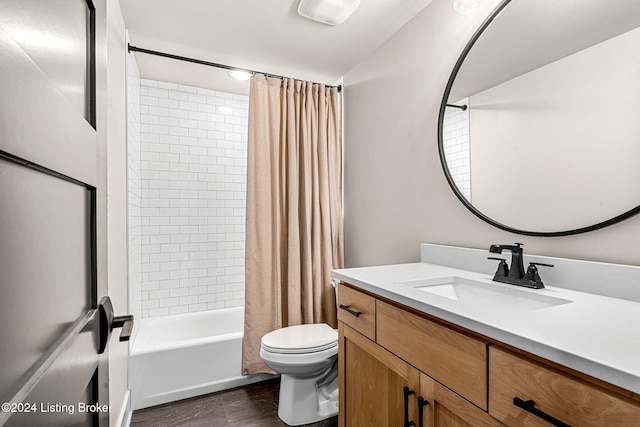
119, 0, 435, 95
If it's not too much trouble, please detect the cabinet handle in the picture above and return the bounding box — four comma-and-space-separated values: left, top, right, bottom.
339, 304, 362, 317
513, 397, 571, 427
403, 386, 415, 427
417, 396, 429, 427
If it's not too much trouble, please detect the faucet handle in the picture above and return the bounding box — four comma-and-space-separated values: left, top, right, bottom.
523, 262, 554, 289
488, 257, 509, 280
530, 262, 554, 268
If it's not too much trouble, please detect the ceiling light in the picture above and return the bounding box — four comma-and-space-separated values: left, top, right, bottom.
298, 0, 361, 26
453, 0, 483, 14
228, 70, 252, 81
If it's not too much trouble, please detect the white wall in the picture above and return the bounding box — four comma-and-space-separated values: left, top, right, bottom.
343, 0, 640, 267
137, 80, 248, 317
127, 40, 143, 323
106, 0, 129, 424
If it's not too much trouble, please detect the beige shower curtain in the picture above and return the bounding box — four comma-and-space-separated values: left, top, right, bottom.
242, 74, 344, 375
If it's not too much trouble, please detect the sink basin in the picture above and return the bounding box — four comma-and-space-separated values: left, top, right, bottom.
398, 276, 572, 315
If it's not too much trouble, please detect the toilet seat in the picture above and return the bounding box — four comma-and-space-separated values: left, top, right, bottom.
261, 324, 338, 354
263, 341, 337, 354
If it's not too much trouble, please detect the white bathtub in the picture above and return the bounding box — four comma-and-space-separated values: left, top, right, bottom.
129, 307, 273, 410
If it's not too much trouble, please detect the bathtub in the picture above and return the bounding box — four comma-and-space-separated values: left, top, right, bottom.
129, 307, 273, 410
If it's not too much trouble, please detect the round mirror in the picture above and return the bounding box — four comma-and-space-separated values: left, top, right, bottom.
439, 0, 640, 236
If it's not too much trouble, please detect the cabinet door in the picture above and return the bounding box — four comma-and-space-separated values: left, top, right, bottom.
420, 374, 504, 427
339, 322, 420, 427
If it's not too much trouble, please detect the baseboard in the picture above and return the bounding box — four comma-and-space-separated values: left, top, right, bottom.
116, 389, 132, 427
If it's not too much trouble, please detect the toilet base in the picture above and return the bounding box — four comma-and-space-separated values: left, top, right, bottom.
277, 363, 338, 426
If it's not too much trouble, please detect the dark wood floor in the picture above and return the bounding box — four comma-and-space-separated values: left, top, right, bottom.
130, 378, 338, 427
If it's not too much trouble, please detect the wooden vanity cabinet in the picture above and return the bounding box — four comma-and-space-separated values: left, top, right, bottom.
338, 284, 493, 427
377, 300, 488, 409
489, 347, 640, 427
421, 374, 504, 427
338, 323, 497, 427
337, 283, 640, 427
339, 323, 420, 427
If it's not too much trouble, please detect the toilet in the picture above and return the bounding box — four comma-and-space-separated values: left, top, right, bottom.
260, 323, 339, 426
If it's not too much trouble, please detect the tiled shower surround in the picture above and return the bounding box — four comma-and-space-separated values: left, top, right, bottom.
136, 78, 249, 317
442, 99, 471, 201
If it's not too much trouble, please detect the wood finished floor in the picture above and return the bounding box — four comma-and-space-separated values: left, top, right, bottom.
130, 378, 338, 427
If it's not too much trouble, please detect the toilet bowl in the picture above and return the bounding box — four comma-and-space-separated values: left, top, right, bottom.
260, 323, 339, 426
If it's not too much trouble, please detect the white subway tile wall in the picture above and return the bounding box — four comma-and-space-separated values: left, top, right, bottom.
126, 46, 143, 321
137, 79, 249, 317
442, 99, 471, 201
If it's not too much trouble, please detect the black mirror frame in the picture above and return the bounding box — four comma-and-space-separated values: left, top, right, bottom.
437, 0, 640, 237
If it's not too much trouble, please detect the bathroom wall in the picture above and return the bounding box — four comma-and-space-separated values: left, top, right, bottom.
127, 39, 143, 322
107, 1, 130, 424
136, 80, 248, 317
343, 0, 640, 267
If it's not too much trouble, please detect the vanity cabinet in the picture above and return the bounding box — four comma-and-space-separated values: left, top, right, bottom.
377, 300, 488, 409
338, 284, 495, 427
489, 347, 640, 426
339, 323, 497, 427
339, 323, 420, 427
338, 283, 640, 427
421, 374, 504, 427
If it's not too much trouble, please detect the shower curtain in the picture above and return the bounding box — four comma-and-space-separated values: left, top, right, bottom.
242, 73, 344, 375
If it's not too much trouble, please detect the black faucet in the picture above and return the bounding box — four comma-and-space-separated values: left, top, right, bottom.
489, 243, 525, 281
488, 243, 554, 289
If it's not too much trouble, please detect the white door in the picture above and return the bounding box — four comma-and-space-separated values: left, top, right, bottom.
0, 1, 126, 425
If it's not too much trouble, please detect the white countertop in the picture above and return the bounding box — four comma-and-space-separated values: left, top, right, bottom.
332, 261, 640, 395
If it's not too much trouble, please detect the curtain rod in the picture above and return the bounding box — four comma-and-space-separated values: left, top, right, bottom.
127, 44, 342, 93
446, 103, 468, 111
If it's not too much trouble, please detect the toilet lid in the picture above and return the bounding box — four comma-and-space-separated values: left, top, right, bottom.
262, 324, 338, 354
